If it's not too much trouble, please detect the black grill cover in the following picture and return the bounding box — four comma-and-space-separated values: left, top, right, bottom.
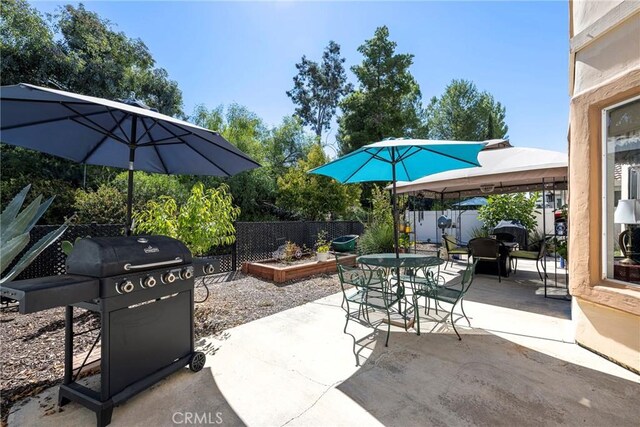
66, 235, 192, 278
492, 220, 528, 250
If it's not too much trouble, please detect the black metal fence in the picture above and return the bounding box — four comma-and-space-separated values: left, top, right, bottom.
15, 221, 364, 280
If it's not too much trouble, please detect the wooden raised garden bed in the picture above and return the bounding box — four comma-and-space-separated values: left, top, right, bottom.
242, 254, 357, 283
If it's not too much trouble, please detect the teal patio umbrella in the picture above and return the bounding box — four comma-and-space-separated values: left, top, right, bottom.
309, 138, 486, 257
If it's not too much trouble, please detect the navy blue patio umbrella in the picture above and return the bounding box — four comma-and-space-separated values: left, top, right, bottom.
0, 83, 260, 234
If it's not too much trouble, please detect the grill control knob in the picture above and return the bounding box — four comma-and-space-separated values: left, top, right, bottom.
118, 280, 135, 294
163, 272, 176, 284
181, 267, 194, 280
204, 264, 215, 275
143, 276, 156, 288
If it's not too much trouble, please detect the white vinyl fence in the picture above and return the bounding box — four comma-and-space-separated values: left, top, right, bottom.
406, 209, 558, 244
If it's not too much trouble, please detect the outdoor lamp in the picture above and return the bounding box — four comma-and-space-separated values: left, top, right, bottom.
614, 199, 640, 264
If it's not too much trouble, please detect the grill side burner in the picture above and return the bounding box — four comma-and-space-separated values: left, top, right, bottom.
0, 235, 206, 427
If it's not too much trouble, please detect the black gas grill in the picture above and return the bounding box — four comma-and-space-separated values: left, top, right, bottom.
0, 235, 208, 427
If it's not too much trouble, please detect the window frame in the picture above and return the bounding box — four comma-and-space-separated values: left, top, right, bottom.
601, 95, 640, 284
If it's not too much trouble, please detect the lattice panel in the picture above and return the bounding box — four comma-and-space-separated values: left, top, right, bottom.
13, 221, 364, 279
16, 224, 125, 280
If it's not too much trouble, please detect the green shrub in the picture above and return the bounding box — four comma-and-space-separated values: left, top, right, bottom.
73, 185, 127, 223
359, 221, 395, 254
134, 182, 240, 256
112, 171, 189, 211
469, 227, 489, 239
477, 193, 538, 233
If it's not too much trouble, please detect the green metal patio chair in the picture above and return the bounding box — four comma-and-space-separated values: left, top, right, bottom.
337, 264, 408, 352
443, 234, 470, 269
412, 260, 477, 340
510, 238, 548, 281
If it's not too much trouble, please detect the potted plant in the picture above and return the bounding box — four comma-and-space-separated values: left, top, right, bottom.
398, 232, 412, 253
315, 231, 330, 262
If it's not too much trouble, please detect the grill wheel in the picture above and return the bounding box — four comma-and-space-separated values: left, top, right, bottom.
189, 351, 206, 372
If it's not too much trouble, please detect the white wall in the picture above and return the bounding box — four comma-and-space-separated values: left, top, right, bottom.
405, 210, 482, 244
407, 208, 560, 244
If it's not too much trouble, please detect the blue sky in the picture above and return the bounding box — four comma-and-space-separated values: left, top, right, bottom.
31, 1, 569, 154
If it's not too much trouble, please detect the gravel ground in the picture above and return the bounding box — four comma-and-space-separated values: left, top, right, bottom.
0, 271, 343, 424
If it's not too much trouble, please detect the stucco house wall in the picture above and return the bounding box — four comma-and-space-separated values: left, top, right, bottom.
569, 0, 640, 372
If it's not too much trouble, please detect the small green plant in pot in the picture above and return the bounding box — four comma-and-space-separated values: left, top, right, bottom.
398, 233, 413, 253
315, 230, 330, 261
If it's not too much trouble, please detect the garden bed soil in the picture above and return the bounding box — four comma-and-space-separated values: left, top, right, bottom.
0, 271, 344, 424
242, 253, 357, 283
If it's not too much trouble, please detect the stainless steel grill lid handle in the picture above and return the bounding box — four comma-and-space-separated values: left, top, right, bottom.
123, 257, 183, 271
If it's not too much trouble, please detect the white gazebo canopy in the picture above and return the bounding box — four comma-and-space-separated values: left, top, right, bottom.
393, 139, 568, 198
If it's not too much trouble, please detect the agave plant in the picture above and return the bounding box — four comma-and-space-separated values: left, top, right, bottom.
0, 185, 71, 284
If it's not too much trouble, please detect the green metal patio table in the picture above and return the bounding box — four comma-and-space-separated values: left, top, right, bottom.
357, 253, 444, 328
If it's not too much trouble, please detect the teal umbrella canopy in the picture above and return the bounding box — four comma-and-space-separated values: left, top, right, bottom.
309, 138, 486, 258
309, 139, 485, 183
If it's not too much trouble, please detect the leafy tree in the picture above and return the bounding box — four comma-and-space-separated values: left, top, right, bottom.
264, 116, 314, 180
134, 182, 240, 256
337, 26, 426, 154
277, 144, 361, 220
477, 193, 538, 233
190, 104, 277, 220
0, 0, 69, 87
287, 41, 352, 140
426, 79, 508, 141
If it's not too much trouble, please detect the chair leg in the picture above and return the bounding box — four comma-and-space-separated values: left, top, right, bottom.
385, 309, 391, 347
536, 259, 543, 281
460, 299, 470, 326
450, 303, 461, 340
413, 296, 421, 336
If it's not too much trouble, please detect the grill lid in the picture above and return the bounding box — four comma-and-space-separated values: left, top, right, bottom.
66, 235, 192, 278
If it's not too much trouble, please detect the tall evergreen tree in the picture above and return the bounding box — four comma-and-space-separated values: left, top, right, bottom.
337, 26, 426, 154
286, 41, 352, 140
426, 79, 508, 141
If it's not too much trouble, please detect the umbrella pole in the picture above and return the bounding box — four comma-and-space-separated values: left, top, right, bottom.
391, 157, 399, 260
126, 116, 138, 236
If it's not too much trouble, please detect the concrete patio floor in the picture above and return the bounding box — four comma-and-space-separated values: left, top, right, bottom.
9, 260, 640, 426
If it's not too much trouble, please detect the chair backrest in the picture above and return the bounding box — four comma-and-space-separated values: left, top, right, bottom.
460, 260, 478, 294
443, 234, 457, 251
336, 264, 367, 291
468, 237, 501, 259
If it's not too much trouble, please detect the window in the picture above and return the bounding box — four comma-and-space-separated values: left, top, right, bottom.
603, 97, 640, 285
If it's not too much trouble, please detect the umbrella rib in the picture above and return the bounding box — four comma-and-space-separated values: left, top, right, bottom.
154, 120, 232, 176
363, 147, 393, 164
342, 147, 386, 183
106, 108, 130, 142
140, 118, 170, 174
401, 156, 412, 181
61, 103, 130, 145
79, 112, 130, 164
136, 132, 192, 146
414, 146, 480, 167
135, 117, 161, 144
0, 109, 109, 131
159, 120, 260, 166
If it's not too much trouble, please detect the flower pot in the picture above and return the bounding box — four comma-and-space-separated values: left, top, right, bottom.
316, 252, 329, 262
